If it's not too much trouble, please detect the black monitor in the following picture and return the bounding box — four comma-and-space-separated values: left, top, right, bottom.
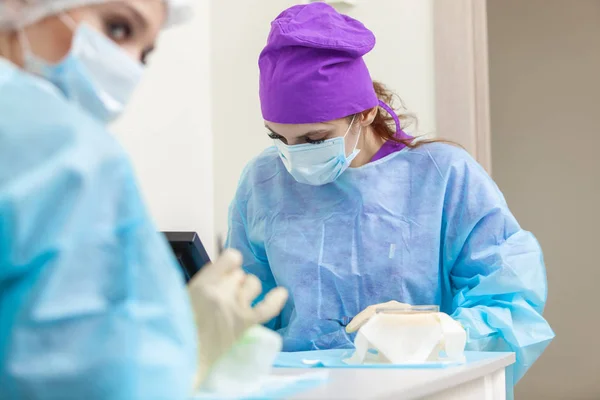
163, 232, 211, 283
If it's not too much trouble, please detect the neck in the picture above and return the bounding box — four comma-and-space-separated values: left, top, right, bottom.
0, 31, 21, 66
350, 127, 385, 168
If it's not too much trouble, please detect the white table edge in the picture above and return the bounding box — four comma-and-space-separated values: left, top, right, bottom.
396, 352, 516, 400
277, 352, 516, 400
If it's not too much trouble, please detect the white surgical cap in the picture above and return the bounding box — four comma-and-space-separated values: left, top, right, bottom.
0, 0, 193, 31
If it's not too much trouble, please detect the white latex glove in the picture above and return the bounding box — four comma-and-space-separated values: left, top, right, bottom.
346, 300, 411, 334
188, 249, 288, 390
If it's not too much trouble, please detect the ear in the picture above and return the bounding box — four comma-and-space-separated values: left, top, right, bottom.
359, 107, 378, 126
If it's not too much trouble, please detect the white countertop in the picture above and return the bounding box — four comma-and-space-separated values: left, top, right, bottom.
274, 352, 515, 400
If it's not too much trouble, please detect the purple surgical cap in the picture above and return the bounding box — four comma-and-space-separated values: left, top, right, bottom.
259, 3, 379, 124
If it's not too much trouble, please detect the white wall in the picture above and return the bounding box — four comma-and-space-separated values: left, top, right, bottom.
212, 0, 436, 238
488, 0, 600, 398
113, 1, 215, 256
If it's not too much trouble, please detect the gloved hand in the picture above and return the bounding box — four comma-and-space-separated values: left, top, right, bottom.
346, 300, 411, 333
188, 249, 288, 390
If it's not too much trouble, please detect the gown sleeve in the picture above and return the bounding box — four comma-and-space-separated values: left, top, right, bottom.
441, 151, 555, 384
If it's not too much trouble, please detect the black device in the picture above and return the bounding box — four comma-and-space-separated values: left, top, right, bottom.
163, 231, 211, 283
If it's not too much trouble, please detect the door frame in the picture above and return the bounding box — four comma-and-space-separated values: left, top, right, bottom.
433, 0, 492, 173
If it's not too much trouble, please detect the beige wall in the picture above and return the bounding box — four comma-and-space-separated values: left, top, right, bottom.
487, 0, 600, 398
114, 2, 214, 255
211, 0, 436, 240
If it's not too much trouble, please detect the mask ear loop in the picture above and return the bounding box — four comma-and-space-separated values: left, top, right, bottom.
343, 114, 358, 138
17, 27, 45, 74
58, 13, 78, 31
17, 27, 32, 55
344, 114, 362, 154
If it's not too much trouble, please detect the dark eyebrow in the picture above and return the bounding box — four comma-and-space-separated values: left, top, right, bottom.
123, 4, 149, 29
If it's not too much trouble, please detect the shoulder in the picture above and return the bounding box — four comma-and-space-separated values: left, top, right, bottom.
0, 61, 130, 182
0, 61, 143, 225
0, 58, 75, 118
0, 60, 112, 135
405, 141, 502, 196
407, 141, 487, 179
410, 142, 505, 206
234, 146, 284, 199
246, 146, 283, 176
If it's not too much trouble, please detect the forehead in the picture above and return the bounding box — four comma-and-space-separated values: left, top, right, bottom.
129, 0, 166, 22
96, 0, 166, 28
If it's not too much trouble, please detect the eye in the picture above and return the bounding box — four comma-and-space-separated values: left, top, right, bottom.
305, 137, 325, 145
105, 19, 133, 42
268, 132, 286, 143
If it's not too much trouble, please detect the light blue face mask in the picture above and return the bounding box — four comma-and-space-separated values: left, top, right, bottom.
274, 116, 361, 186
20, 17, 144, 124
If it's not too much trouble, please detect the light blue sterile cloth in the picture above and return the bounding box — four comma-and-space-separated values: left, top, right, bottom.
274, 350, 503, 369
193, 371, 329, 400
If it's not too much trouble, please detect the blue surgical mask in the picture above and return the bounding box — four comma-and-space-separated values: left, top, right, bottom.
274, 116, 361, 186
20, 17, 143, 124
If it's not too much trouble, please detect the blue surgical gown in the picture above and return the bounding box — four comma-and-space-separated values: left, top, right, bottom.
227, 143, 554, 383
0, 59, 197, 399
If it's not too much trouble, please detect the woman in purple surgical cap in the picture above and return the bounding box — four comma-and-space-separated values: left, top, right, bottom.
227, 2, 554, 388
